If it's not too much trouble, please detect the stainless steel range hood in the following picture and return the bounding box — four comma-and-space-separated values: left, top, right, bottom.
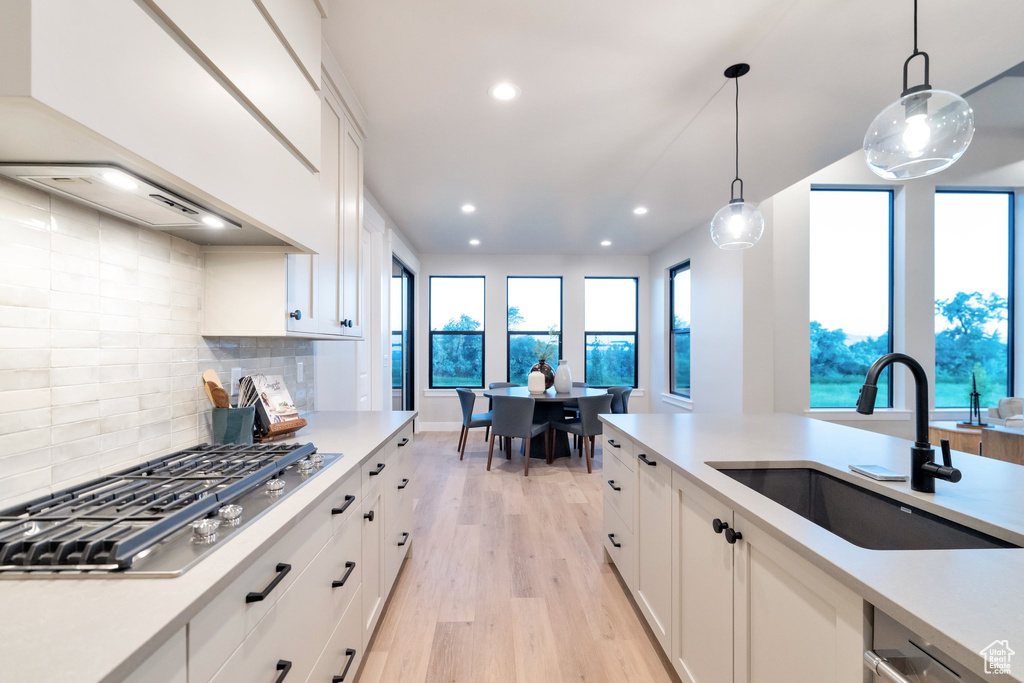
0, 163, 241, 232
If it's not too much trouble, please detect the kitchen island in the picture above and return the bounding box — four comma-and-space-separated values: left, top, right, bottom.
601, 412, 1024, 682
0, 410, 416, 683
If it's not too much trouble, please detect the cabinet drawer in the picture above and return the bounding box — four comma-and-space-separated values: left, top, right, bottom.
603, 427, 634, 470
189, 500, 332, 683
360, 447, 390, 500
324, 502, 363, 625
384, 497, 413, 594
603, 496, 634, 589
308, 585, 364, 683
385, 450, 414, 535
603, 446, 634, 533
328, 471, 362, 533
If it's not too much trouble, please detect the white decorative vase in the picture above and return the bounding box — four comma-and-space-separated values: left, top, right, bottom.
553, 359, 572, 393
527, 370, 546, 394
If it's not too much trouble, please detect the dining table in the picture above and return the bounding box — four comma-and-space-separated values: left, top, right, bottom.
482, 385, 609, 459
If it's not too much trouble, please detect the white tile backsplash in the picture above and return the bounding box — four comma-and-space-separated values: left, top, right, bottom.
0, 176, 318, 507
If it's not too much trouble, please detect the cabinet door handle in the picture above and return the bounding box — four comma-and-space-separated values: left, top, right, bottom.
863, 651, 914, 683
331, 494, 356, 516
607, 533, 621, 548
289, 310, 301, 320
369, 462, 385, 476
638, 453, 656, 466
398, 478, 410, 490
397, 437, 409, 447
364, 510, 375, 522
607, 439, 621, 448
245, 563, 291, 603
275, 659, 292, 683
712, 518, 729, 534
332, 561, 356, 588
607, 479, 621, 491
398, 532, 410, 547
332, 649, 358, 683
725, 528, 743, 544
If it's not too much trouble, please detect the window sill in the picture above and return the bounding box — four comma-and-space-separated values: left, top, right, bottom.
661, 392, 692, 410
804, 409, 912, 421
423, 388, 485, 397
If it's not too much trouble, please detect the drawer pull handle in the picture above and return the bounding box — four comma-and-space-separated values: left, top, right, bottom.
332, 648, 358, 682
638, 453, 656, 466
369, 462, 385, 476
608, 533, 622, 548
607, 479, 621, 491
364, 510, 375, 522
725, 528, 742, 544
398, 532, 410, 546
712, 518, 729, 534
275, 659, 292, 683
608, 439, 621, 448
398, 437, 409, 447
398, 478, 410, 490
331, 494, 356, 516
332, 561, 356, 588
245, 563, 291, 603
863, 651, 913, 683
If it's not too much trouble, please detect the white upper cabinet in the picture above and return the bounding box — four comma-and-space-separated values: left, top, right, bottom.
254, 0, 323, 88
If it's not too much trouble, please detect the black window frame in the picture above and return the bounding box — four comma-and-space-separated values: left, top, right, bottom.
934, 188, 1015, 406
669, 261, 691, 398
583, 276, 639, 388
506, 276, 563, 383
428, 275, 486, 389
809, 186, 895, 409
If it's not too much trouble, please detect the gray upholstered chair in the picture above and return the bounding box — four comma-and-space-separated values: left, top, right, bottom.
564, 381, 588, 448
552, 393, 613, 473
456, 388, 492, 461
487, 395, 550, 476
607, 386, 632, 414
487, 382, 520, 448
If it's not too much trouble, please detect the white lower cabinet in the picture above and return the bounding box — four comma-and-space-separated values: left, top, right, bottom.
308, 584, 364, 683
123, 627, 186, 683
634, 450, 673, 653
361, 488, 385, 647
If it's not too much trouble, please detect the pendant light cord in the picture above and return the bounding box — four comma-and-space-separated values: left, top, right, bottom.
730, 73, 743, 202
912, 0, 918, 54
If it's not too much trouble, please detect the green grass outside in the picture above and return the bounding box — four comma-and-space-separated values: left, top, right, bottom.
811, 376, 1006, 410
431, 376, 482, 388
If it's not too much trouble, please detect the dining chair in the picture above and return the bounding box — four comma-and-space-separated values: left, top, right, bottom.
552, 393, 613, 474
564, 381, 588, 449
456, 388, 492, 461
607, 386, 632, 414
487, 395, 551, 476
487, 382, 519, 449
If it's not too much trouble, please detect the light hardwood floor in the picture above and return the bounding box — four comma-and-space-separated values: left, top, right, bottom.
359, 431, 677, 683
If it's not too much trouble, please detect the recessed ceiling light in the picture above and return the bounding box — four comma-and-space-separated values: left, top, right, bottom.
488, 82, 520, 101
202, 215, 226, 228
600, 240, 612, 247
633, 206, 648, 215
102, 171, 138, 191
469, 239, 480, 246
461, 204, 476, 214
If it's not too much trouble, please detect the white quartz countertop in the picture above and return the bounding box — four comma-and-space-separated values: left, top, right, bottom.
601, 412, 1024, 682
0, 410, 416, 683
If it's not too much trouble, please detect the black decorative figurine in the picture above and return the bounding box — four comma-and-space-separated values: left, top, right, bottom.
960, 372, 988, 427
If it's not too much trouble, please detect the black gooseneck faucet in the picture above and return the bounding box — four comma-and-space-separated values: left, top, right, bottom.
856, 353, 962, 493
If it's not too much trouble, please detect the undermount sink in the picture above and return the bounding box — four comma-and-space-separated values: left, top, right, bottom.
715, 467, 1019, 551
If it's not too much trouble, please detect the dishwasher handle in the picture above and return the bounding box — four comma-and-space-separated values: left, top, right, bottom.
864, 650, 914, 683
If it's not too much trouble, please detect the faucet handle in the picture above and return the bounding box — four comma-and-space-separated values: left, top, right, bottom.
940, 439, 952, 468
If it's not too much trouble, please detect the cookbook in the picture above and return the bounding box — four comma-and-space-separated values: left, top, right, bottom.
240, 374, 301, 436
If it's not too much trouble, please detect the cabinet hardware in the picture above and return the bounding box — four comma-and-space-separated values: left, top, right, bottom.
275, 659, 292, 683
863, 650, 913, 683
332, 649, 358, 682
397, 437, 409, 447
607, 439, 621, 448
607, 479, 621, 491
725, 528, 743, 544
369, 463, 385, 476
608, 533, 622, 548
331, 494, 356, 516
364, 510, 375, 522
638, 453, 656, 466
332, 561, 356, 588
289, 310, 301, 320
712, 518, 729, 534
398, 532, 410, 547
398, 478, 409, 490
245, 563, 291, 603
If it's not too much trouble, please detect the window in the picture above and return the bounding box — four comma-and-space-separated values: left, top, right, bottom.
429, 276, 485, 388
669, 262, 691, 397
934, 191, 1014, 408
507, 277, 562, 384
809, 189, 893, 409
585, 277, 638, 387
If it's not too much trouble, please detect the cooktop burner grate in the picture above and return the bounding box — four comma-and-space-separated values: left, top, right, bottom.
0, 442, 317, 571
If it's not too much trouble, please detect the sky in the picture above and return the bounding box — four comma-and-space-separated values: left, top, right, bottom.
507, 277, 561, 331
430, 276, 485, 330
584, 278, 637, 331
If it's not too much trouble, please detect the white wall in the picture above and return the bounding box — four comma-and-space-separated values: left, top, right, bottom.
417, 252, 649, 428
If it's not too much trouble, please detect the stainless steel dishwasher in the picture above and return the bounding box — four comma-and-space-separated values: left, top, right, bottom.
865, 610, 987, 682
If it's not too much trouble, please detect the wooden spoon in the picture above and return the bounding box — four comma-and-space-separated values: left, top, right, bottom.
209, 382, 231, 408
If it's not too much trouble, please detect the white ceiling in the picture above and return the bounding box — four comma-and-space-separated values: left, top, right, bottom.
324, 1, 1024, 255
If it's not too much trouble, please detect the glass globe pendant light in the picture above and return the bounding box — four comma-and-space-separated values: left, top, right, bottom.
863, 0, 974, 180
711, 63, 764, 250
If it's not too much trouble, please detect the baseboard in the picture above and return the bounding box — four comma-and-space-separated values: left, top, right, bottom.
417, 421, 462, 432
